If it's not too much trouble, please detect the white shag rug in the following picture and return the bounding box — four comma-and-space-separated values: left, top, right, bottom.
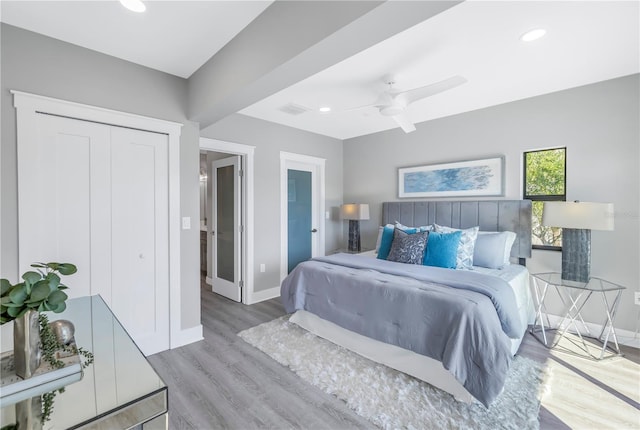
238, 316, 547, 430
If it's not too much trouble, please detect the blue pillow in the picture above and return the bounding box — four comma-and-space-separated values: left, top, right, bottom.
377, 226, 418, 260
423, 231, 462, 269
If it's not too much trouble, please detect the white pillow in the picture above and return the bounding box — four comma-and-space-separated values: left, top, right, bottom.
474, 231, 517, 269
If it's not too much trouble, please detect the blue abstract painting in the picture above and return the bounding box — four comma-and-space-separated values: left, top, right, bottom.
404, 166, 493, 193
398, 157, 504, 198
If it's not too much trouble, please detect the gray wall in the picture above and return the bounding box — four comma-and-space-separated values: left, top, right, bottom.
201, 114, 344, 292
0, 24, 202, 330
343, 74, 640, 332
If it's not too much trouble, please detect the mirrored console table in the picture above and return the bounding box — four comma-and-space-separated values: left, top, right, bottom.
1, 295, 168, 429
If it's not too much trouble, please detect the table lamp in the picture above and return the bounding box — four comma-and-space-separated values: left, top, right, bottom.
542, 201, 614, 282
341, 203, 370, 252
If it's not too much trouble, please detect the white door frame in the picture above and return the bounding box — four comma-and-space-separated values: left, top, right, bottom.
11, 91, 194, 350
199, 137, 255, 304
280, 151, 326, 283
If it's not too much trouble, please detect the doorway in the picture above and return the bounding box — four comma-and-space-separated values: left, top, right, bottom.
199, 138, 255, 304
280, 152, 325, 282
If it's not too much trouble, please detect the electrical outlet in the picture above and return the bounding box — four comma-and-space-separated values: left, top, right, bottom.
635, 292, 640, 306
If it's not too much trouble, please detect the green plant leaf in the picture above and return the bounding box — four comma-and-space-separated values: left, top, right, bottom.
47, 290, 67, 306
46, 274, 61, 292
2, 301, 23, 308
45, 262, 60, 271
57, 263, 78, 276
51, 301, 66, 313
7, 306, 22, 317
1, 296, 13, 305
22, 271, 42, 286
30, 262, 48, 269
9, 284, 27, 305
29, 282, 51, 302
0, 279, 11, 296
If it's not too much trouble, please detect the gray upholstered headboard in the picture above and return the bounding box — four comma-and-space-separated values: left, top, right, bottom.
382, 200, 532, 259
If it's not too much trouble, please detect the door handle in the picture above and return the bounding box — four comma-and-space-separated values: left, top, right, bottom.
311, 229, 318, 233
211, 231, 215, 236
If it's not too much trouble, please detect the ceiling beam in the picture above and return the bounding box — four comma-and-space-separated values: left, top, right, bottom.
188, 0, 462, 130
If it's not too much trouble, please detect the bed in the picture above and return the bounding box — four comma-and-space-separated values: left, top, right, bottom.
281, 200, 534, 407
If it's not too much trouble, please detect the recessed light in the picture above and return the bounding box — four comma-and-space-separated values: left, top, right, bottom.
319, 106, 332, 113
120, 0, 146, 13
520, 28, 546, 42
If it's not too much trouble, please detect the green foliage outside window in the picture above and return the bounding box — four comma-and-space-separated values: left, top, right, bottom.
524, 148, 566, 248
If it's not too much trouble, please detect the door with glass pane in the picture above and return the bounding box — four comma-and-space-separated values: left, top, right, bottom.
211, 156, 242, 302
287, 169, 313, 273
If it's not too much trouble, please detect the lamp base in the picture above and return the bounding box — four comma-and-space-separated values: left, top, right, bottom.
347, 220, 361, 252
561, 228, 591, 283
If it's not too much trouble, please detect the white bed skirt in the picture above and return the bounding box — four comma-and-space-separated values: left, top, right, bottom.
290, 310, 476, 403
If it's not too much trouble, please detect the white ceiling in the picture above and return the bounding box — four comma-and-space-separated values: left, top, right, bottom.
0, 0, 273, 78
1, 1, 638, 139
241, 0, 640, 139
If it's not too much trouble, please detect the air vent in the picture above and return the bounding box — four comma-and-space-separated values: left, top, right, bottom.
278, 103, 310, 116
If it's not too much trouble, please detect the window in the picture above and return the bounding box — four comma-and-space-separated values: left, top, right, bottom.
523, 148, 566, 250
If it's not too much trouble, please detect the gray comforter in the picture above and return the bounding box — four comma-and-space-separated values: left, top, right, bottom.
280, 253, 523, 407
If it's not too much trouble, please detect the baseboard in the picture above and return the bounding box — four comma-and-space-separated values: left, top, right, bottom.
544, 313, 639, 349
171, 324, 204, 349
205, 276, 213, 286
249, 286, 280, 305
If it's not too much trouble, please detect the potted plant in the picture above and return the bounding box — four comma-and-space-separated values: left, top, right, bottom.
0, 262, 77, 378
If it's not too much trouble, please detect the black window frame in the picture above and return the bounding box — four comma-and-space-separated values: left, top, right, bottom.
523, 147, 567, 251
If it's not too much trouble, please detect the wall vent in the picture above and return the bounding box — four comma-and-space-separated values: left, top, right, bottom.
278, 103, 310, 116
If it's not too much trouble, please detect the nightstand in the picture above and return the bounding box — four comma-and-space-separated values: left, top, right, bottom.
530, 272, 625, 360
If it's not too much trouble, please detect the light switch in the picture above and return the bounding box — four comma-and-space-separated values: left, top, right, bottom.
325, 211, 330, 219
182, 217, 191, 230
260, 264, 266, 273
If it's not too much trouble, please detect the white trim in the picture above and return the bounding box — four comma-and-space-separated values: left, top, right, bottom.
199, 137, 255, 304
205, 276, 213, 286
11, 91, 184, 351
249, 286, 281, 304
543, 313, 640, 349
280, 152, 326, 283
171, 324, 204, 349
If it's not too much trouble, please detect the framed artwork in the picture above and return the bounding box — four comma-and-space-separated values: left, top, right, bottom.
398, 156, 505, 198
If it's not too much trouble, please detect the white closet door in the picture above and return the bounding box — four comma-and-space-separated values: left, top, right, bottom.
110, 127, 169, 355
18, 113, 170, 355
19, 114, 110, 298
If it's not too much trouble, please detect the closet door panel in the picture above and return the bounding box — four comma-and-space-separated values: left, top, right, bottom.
19, 114, 110, 298
110, 127, 169, 355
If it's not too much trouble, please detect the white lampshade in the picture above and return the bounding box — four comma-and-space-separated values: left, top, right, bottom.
542, 201, 614, 231
341, 203, 370, 221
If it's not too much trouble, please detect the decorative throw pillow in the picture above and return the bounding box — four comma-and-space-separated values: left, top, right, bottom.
387, 229, 428, 265
377, 224, 397, 260
474, 231, 517, 269
395, 221, 433, 233
423, 231, 462, 269
375, 224, 394, 254
433, 224, 479, 270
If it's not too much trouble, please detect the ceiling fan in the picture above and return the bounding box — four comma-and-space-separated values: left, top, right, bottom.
345, 74, 468, 133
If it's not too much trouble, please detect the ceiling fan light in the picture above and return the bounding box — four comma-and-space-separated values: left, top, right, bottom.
520, 28, 546, 42
120, 0, 146, 13
319, 106, 332, 113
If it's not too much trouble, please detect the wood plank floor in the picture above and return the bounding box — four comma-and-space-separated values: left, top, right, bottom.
148, 284, 640, 429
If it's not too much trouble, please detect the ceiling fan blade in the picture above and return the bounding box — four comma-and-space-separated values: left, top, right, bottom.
392, 112, 416, 133
396, 75, 467, 105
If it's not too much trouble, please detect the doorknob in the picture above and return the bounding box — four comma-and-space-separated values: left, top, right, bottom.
311, 229, 318, 233
211, 231, 215, 236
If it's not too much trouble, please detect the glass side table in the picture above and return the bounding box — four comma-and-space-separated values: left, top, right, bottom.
530, 272, 625, 360
1, 295, 168, 429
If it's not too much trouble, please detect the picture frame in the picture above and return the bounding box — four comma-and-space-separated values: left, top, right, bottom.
398, 156, 505, 198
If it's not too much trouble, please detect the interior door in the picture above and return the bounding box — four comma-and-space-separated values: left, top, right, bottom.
17, 113, 170, 356
211, 156, 242, 302
287, 169, 313, 273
